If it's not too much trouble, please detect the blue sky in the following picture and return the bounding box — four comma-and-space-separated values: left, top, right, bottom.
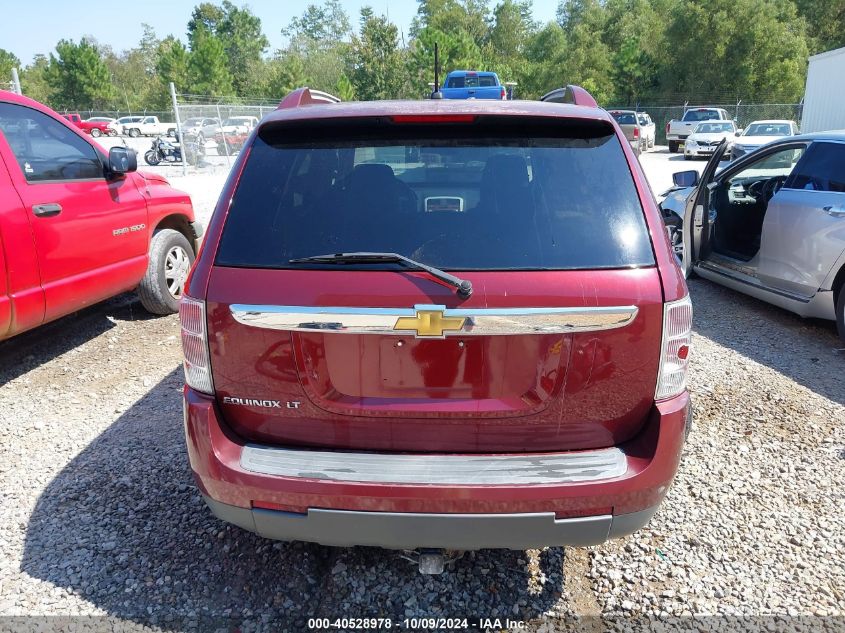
5, 0, 561, 65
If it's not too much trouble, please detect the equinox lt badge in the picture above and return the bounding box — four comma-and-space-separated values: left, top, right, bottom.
223, 397, 282, 408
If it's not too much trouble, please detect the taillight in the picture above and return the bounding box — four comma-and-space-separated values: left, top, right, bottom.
179, 294, 214, 394
666, 122, 671, 134
633, 127, 640, 138
500, 87, 507, 100
391, 115, 476, 124
655, 296, 692, 400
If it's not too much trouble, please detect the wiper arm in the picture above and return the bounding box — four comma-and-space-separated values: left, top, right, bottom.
289, 252, 473, 298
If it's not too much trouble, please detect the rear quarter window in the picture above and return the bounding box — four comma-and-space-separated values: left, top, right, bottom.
216, 117, 655, 271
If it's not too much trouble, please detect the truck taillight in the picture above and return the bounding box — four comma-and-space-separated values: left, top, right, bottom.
500, 87, 507, 100
666, 122, 671, 134
633, 126, 640, 138
180, 295, 214, 394
655, 296, 692, 400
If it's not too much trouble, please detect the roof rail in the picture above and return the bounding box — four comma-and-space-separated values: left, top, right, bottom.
277, 87, 341, 110
539, 85, 598, 108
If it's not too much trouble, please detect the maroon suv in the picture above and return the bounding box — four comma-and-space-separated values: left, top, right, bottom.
180, 87, 692, 554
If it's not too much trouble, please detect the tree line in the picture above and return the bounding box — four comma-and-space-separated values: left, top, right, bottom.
1, 0, 843, 112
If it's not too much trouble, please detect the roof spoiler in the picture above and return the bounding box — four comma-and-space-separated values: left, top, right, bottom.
277, 87, 341, 110
540, 85, 598, 108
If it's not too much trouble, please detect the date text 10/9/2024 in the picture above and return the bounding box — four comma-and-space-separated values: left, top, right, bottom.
306, 617, 528, 630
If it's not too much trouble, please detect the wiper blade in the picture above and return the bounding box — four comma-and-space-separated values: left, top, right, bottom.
289, 252, 473, 298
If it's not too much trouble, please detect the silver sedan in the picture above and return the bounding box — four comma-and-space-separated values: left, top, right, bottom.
661, 132, 845, 341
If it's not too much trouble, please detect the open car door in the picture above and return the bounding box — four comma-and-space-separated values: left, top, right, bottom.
681, 139, 729, 277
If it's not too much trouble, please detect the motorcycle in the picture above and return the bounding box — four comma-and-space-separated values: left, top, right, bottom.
143, 136, 204, 167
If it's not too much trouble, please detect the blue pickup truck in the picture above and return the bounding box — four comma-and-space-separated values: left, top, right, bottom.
439, 71, 508, 100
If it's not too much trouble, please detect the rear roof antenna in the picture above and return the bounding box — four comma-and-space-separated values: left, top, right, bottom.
430, 43, 443, 100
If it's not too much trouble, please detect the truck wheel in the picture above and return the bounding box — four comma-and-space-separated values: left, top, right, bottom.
91, 128, 102, 137
139, 229, 195, 315
128, 128, 141, 138
669, 141, 679, 153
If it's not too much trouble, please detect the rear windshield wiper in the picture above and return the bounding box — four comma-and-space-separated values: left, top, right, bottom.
289, 252, 473, 298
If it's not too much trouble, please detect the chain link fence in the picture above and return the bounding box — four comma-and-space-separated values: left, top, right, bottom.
607, 102, 803, 145
170, 92, 281, 169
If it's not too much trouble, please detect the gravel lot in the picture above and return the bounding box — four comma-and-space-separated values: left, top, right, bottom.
0, 148, 843, 632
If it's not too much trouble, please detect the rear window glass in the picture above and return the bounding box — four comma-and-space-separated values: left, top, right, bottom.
682, 109, 721, 122
216, 118, 654, 271
611, 112, 637, 125
446, 75, 496, 88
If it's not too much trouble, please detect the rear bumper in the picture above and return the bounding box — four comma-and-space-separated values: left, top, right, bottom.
183, 388, 690, 549
204, 495, 659, 550
684, 145, 718, 157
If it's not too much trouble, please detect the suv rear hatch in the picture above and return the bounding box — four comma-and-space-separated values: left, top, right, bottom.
205, 115, 664, 453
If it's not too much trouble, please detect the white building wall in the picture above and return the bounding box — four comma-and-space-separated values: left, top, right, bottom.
801, 46, 845, 133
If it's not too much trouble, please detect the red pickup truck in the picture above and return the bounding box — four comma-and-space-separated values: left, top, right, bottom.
0, 91, 203, 341
62, 112, 115, 137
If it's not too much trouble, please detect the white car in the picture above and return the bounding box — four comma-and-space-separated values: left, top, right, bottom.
684, 120, 738, 160
108, 116, 143, 135
730, 119, 798, 160
219, 116, 259, 135
122, 116, 177, 138
181, 117, 221, 143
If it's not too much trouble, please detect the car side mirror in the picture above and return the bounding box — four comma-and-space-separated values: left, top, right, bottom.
108, 146, 137, 175
672, 170, 699, 188
735, 131, 741, 136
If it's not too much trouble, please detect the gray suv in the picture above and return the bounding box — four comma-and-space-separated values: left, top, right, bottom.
662, 132, 845, 341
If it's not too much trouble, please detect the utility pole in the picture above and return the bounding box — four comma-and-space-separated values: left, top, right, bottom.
169, 82, 187, 176
11, 68, 21, 95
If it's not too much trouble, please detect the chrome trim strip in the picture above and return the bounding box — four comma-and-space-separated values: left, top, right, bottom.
240, 445, 627, 485
230, 303, 638, 336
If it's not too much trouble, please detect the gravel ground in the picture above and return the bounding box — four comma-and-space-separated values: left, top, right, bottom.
0, 150, 843, 632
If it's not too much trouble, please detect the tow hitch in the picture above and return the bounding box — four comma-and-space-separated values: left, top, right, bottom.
399, 549, 464, 574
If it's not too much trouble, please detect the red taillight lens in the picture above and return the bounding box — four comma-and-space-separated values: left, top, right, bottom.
655, 296, 693, 400
179, 295, 213, 394
500, 87, 507, 100
666, 122, 671, 134
633, 127, 640, 138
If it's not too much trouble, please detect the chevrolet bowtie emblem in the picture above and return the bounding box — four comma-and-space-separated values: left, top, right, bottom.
394, 308, 466, 337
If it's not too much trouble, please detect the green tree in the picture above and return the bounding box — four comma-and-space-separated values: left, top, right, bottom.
663, 0, 808, 102
0, 49, 21, 90
265, 53, 310, 97
19, 55, 51, 103
282, 1, 352, 95
188, 2, 268, 96
187, 30, 233, 97
602, 0, 675, 104
335, 73, 356, 100
156, 36, 191, 94
411, 0, 491, 43
47, 38, 117, 109
348, 8, 406, 100
521, 22, 568, 98
408, 26, 484, 95
489, 0, 534, 59
283, 0, 352, 43
187, 3, 225, 37
793, 0, 845, 53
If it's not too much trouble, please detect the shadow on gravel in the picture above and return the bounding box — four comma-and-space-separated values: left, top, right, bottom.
689, 278, 844, 405
0, 294, 157, 386
22, 370, 565, 631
